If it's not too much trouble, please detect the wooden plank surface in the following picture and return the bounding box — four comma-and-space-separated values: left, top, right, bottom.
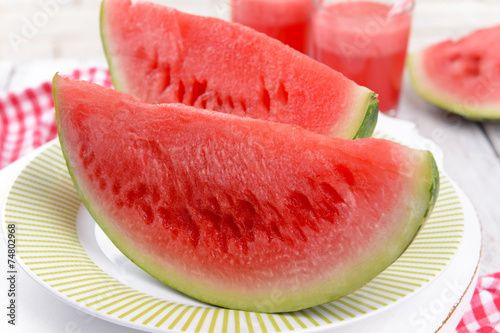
483, 122, 500, 157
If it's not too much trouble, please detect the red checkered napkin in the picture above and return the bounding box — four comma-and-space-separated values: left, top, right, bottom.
0, 68, 111, 168
456, 273, 500, 333
0, 67, 499, 332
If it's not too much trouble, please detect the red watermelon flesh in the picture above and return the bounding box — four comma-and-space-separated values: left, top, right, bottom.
100, 0, 378, 139
54, 74, 438, 312
408, 25, 500, 120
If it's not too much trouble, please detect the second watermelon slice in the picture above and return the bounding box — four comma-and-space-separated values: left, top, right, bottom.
100, 0, 378, 139
408, 25, 500, 120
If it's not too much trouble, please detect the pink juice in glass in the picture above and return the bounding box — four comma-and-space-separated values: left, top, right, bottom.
311, 1, 412, 113
232, 0, 313, 53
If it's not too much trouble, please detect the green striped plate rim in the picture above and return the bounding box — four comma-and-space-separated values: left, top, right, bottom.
3, 138, 464, 333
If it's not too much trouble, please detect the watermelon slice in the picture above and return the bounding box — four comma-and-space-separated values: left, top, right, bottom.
100, 0, 378, 139
408, 25, 500, 120
54, 74, 438, 313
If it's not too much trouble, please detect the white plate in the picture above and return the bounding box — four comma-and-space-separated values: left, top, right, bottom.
1, 115, 481, 332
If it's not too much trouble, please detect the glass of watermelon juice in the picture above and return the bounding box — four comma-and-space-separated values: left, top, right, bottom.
310, 0, 413, 114
231, 0, 313, 53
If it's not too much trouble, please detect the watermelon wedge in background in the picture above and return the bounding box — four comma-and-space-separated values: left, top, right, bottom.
100, 0, 378, 139
408, 24, 500, 120
54, 74, 439, 313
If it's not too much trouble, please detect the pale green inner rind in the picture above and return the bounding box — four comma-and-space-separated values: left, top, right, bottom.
424, 152, 440, 221
408, 53, 500, 121
100, 1, 123, 92
354, 93, 379, 139
333, 87, 379, 139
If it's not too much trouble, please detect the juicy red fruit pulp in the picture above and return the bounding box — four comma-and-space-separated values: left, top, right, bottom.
55, 74, 436, 312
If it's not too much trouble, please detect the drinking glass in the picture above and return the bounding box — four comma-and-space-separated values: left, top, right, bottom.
310, 0, 414, 114
231, 0, 313, 53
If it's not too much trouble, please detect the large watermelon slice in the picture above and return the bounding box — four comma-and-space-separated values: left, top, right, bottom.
54, 74, 438, 313
408, 25, 500, 120
100, 0, 378, 139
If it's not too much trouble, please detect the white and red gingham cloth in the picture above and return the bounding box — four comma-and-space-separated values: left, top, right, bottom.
0, 67, 499, 332
456, 273, 500, 333
0, 68, 112, 168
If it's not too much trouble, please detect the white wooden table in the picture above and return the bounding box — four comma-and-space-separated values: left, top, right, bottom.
0, 1, 499, 332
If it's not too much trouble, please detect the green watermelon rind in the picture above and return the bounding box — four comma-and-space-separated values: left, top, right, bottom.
407, 52, 500, 121
100, 1, 121, 91
354, 93, 378, 139
424, 153, 439, 221
99, 1, 378, 140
